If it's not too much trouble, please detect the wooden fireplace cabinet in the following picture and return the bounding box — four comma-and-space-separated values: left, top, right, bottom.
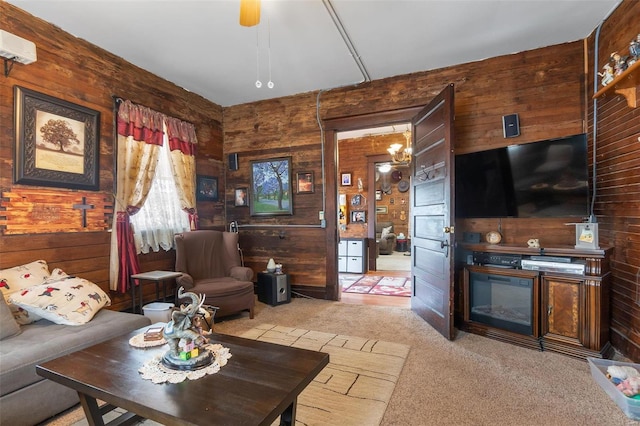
459, 244, 614, 360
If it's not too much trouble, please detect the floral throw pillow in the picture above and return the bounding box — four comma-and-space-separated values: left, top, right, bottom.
9, 276, 111, 325
0, 260, 50, 325
381, 226, 393, 239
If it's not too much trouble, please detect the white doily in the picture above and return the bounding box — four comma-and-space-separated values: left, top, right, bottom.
139, 343, 232, 384
129, 333, 167, 348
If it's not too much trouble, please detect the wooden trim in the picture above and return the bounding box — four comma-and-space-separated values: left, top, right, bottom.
323, 107, 423, 300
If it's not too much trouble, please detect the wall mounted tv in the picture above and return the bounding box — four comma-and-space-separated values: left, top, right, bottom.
455, 133, 589, 219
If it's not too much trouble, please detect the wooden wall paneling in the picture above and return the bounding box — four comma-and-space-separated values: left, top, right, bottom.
0, 3, 224, 312
586, 0, 640, 361
0, 188, 113, 234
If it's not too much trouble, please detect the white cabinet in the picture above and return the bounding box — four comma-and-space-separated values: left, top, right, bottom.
338, 239, 367, 273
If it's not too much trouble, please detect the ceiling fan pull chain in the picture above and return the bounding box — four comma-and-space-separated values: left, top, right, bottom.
267, 18, 274, 89
255, 27, 262, 88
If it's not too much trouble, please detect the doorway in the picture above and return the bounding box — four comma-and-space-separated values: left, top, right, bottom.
336, 125, 411, 306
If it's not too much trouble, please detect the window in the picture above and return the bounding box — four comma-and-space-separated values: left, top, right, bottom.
130, 130, 191, 254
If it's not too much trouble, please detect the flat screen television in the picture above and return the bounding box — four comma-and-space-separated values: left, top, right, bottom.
455, 134, 590, 218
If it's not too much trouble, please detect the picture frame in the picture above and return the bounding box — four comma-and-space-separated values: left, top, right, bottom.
350, 210, 366, 223
341, 172, 352, 186
235, 187, 249, 207
250, 157, 293, 216
196, 175, 218, 201
296, 171, 314, 194
14, 86, 100, 191
375, 190, 382, 201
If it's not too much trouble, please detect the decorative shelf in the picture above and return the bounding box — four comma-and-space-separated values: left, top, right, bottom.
593, 60, 640, 108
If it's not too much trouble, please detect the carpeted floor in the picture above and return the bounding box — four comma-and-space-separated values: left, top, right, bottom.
376, 251, 411, 271
342, 275, 411, 297
42, 298, 637, 425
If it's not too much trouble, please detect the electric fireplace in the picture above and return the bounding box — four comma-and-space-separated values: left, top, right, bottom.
467, 270, 535, 336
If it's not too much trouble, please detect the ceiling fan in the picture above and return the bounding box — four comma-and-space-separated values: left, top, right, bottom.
239, 0, 261, 27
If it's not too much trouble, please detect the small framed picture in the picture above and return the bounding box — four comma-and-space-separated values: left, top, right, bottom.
375, 190, 382, 201
196, 175, 218, 201
350, 210, 366, 223
376, 206, 388, 214
235, 187, 249, 207
296, 171, 314, 194
341, 172, 352, 186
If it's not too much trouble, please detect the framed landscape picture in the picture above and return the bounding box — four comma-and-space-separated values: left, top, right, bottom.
250, 157, 292, 216
341, 172, 352, 186
14, 86, 100, 190
196, 175, 218, 201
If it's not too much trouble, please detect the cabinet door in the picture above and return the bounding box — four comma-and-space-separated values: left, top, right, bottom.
542, 276, 582, 342
347, 240, 363, 256
338, 256, 347, 272
338, 241, 348, 256
347, 257, 363, 273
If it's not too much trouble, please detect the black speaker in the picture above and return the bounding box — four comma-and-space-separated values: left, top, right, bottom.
257, 272, 291, 306
502, 114, 520, 138
228, 153, 239, 171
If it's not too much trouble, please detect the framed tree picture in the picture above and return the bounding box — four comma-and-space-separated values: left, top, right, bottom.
196, 175, 218, 201
14, 86, 100, 190
250, 157, 293, 216
296, 171, 314, 194
341, 172, 352, 186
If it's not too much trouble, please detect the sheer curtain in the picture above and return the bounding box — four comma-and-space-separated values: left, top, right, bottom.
130, 128, 191, 254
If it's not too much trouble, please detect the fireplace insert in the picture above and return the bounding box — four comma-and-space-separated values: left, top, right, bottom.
468, 270, 534, 335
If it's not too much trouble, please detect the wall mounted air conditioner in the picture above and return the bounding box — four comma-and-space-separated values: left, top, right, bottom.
0, 30, 37, 64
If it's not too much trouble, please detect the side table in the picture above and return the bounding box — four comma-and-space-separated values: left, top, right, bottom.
396, 238, 408, 252
130, 270, 182, 314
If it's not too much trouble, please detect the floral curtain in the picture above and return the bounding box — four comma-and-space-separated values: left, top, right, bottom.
109, 100, 165, 292
165, 116, 199, 229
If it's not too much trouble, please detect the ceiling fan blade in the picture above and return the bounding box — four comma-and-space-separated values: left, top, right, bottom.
239, 0, 261, 27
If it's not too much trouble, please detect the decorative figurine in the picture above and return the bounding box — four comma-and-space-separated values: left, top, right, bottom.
599, 63, 614, 86
162, 287, 214, 370
629, 34, 640, 66
611, 51, 628, 76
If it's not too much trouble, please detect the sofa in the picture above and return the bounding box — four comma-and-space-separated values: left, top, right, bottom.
0, 260, 151, 426
376, 221, 397, 255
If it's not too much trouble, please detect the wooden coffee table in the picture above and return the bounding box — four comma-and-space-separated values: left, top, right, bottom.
36, 325, 329, 426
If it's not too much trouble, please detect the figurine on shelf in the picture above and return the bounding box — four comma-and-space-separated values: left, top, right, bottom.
598, 63, 614, 86
611, 51, 628, 76
629, 34, 640, 66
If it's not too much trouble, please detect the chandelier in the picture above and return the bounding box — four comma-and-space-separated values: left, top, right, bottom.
388, 129, 412, 164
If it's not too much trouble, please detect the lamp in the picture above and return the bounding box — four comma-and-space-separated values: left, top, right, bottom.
240, 0, 261, 27
388, 129, 412, 164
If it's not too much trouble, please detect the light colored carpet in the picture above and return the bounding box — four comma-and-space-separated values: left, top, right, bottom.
42, 298, 636, 425
376, 251, 411, 271
241, 323, 409, 425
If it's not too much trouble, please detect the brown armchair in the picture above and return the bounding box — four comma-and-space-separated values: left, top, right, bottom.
174, 230, 255, 319
376, 221, 397, 255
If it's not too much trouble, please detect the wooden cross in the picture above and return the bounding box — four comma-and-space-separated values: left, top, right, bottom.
73, 197, 95, 228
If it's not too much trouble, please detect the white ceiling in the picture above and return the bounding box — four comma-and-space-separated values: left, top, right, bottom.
8, 0, 621, 107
